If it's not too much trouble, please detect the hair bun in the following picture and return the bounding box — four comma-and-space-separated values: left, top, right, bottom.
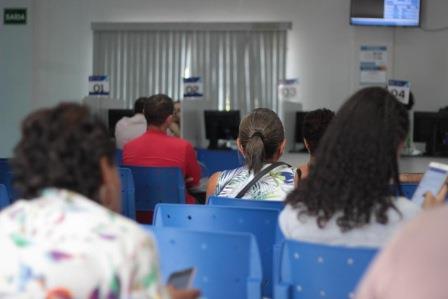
251, 131, 264, 142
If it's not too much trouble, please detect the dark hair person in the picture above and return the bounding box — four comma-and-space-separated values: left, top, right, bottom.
206, 108, 295, 200
0, 103, 199, 299
296, 108, 335, 184
279, 87, 423, 248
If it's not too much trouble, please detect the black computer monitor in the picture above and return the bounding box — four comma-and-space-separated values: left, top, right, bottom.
204, 110, 240, 150
294, 111, 308, 144
414, 111, 448, 156
108, 109, 134, 137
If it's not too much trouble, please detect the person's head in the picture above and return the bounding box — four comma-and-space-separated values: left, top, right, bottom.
238, 108, 286, 174
134, 97, 148, 114
173, 100, 181, 124
302, 109, 335, 155
144, 94, 174, 127
286, 87, 409, 231
12, 103, 121, 212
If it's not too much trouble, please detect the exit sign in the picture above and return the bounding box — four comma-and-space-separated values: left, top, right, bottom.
4, 8, 27, 25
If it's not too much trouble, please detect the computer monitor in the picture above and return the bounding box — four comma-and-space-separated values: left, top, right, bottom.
108, 109, 134, 137
290, 111, 308, 152
204, 110, 240, 150
414, 111, 448, 156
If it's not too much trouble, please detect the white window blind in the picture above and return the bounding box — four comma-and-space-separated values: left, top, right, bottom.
92, 22, 290, 114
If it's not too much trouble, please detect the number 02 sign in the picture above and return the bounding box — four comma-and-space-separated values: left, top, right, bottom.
183, 77, 203, 98
89, 75, 110, 96
387, 80, 410, 105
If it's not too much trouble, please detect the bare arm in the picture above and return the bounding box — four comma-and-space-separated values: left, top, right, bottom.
205, 172, 221, 203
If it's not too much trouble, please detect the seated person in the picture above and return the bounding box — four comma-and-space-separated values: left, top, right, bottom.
115, 97, 148, 149
206, 108, 295, 201
0, 103, 199, 299
356, 190, 448, 299
123, 94, 201, 205
280, 87, 440, 248
296, 108, 334, 184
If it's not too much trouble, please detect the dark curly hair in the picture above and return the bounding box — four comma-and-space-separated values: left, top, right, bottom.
11, 103, 115, 202
302, 109, 335, 155
285, 87, 409, 231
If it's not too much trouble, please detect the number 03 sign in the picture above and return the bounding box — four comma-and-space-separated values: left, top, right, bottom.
89, 75, 110, 96
387, 79, 410, 105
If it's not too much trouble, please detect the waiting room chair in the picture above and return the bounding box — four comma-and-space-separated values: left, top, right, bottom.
153, 203, 283, 298
195, 148, 244, 177
126, 166, 185, 211
0, 159, 15, 200
400, 183, 418, 199
144, 226, 262, 299
115, 149, 123, 166
274, 239, 378, 299
208, 196, 284, 210
0, 184, 10, 210
118, 167, 136, 220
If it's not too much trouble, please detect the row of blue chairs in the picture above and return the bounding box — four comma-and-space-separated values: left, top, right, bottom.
146, 201, 378, 299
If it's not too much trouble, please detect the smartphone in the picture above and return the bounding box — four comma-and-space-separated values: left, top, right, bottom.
411, 162, 448, 206
167, 267, 196, 289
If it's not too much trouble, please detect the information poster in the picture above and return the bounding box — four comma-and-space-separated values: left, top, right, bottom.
359, 46, 388, 84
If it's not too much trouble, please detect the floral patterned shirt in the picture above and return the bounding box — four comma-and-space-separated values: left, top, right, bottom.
0, 188, 168, 299
213, 163, 296, 201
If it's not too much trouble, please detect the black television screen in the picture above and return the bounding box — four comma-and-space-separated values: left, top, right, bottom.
108, 109, 134, 137
350, 0, 421, 27
204, 110, 240, 149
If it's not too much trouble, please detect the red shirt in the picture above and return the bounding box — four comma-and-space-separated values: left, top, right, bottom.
123, 128, 201, 204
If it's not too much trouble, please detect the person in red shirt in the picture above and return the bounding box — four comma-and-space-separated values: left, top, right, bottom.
123, 94, 201, 210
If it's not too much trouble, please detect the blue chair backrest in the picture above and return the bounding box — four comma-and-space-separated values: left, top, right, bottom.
400, 183, 418, 199
144, 226, 262, 299
115, 149, 123, 166
118, 167, 136, 220
0, 184, 10, 210
195, 148, 244, 177
208, 196, 284, 210
275, 239, 378, 299
154, 203, 283, 297
126, 166, 185, 211
0, 159, 15, 200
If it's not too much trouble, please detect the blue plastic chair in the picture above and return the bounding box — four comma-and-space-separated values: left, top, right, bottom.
274, 239, 378, 299
0, 159, 15, 201
153, 203, 283, 298
0, 184, 10, 210
400, 183, 418, 199
208, 196, 284, 210
143, 226, 262, 299
125, 166, 185, 211
115, 149, 123, 166
118, 167, 136, 220
195, 148, 244, 177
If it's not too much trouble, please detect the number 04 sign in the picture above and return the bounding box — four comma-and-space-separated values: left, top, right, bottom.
387, 79, 410, 105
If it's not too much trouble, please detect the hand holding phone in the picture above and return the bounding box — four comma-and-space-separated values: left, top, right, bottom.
411, 162, 448, 206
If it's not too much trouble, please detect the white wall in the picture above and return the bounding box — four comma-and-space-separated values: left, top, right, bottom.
1, 0, 448, 156
0, 0, 32, 157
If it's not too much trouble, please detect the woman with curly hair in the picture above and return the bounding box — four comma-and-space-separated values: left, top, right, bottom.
0, 103, 199, 299
279, 87, 432, 247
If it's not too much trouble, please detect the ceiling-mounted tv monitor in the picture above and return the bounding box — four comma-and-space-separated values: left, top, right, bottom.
350, 0, 421, 27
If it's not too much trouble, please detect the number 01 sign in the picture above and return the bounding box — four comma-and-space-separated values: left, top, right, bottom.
387, 79, 410, 105
89, 75, 110, 96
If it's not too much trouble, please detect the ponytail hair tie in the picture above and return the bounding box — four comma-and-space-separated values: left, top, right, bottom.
251, 131, 264, 142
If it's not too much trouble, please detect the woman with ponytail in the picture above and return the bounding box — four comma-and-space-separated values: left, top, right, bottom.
206, 108, 295, 201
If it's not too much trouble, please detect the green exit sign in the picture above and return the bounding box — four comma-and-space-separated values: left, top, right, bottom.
4, 8, 27, 25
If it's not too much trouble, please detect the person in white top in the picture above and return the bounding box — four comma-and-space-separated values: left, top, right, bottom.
115, 97, 148, 149
279, 87, 440, 248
